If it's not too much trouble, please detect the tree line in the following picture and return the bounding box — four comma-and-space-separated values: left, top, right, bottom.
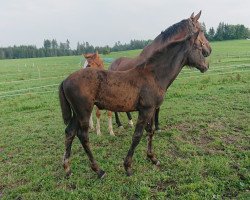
0, 22, 249, 60
202, 22, 249, 41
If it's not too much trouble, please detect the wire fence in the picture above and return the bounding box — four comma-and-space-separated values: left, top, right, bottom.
0, 53, 249, 99
0, 69, 249, 99
0, 64, 249, 85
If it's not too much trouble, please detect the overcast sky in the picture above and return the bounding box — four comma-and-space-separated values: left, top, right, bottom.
0, 0, 249, 49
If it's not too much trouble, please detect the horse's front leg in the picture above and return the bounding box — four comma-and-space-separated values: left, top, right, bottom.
124, 108, 154, 176
145, 114, 160, 166
107, 111, 115, 136
126, 112, 134, 127
89, 112, 94, 130
95, 107, 101, 135
115, 112, 123, 128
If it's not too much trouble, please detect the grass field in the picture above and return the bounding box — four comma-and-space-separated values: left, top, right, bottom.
0, 40, 249, 199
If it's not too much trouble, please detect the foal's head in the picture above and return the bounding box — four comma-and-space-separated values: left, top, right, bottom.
190, 11, 212, 57
176, 11, 212, 73
185, 31, 210, 73
83, 52, 104, 69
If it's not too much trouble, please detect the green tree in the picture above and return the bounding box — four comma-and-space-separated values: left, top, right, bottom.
51, 39, 58, 49
43, 39, 51, 49
208, 27, 215, 41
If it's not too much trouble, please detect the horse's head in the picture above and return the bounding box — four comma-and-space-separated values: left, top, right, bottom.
186, 31, 210, 73
83, 52, 104, 69
190, 11, 212, 57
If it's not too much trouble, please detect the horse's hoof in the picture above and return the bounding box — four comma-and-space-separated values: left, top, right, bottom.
155, 129, 162, 133
155, 160, 160, 166
97, 170, 106, 179
109, 131, 115, 136
126, 169, 133, 176
118, 126, 124, 129
65, 170, 73, 178
128, 120, 134, 127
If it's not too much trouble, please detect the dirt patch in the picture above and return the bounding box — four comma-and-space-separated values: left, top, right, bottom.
163, 122, 194, 133
207, 121, 226, 131
0, 184, 5, 199
195, 134, 214, 146
150, 179, 177, 192
221, 134, 249, 151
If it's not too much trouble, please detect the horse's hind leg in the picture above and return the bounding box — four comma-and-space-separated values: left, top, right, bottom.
145, 115, 160, 166
77, 118, 105, 178
126, 112, 134, 127
108, 111, 115, 136
155, 108, 160, 131
63, 115, 78, 177
95, 107, 101, 135
124, 108, 154, 176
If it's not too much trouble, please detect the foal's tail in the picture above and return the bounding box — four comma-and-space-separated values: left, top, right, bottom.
59, 82, 72, 125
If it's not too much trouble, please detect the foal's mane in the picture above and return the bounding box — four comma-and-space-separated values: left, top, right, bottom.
137, 19, 195, 67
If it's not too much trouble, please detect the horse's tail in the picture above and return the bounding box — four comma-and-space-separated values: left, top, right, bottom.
59, 82, 72, 125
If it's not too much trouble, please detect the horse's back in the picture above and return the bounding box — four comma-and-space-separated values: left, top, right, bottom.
109, 57, 135, 71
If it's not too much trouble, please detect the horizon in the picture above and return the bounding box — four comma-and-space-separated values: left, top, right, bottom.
1, 22, 249, 50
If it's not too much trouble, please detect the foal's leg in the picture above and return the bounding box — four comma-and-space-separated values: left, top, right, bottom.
124, 108, 154, 176
77, 118, 105, 178
63, 115, 78, 177
107, 111, 115, 136
89, 112, 94, 130
96, 107, 101, 135
126, 112, 134, 127
115, 112, 123, 128
145, 116, 160, 166
155, 108, 160, 131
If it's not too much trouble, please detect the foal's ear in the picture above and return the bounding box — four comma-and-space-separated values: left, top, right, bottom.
193, 11, 202, 22
190, 12, 194, 19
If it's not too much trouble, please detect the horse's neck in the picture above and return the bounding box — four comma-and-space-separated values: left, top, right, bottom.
137, 25, 191, 67
148, 43, 188, 90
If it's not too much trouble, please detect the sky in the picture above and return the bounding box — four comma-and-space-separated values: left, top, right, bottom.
0, 0, 249, 49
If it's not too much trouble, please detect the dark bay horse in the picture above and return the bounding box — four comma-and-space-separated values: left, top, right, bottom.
82, 52, 114, 136
109, 11, 211, 131
59, 12, 211, 178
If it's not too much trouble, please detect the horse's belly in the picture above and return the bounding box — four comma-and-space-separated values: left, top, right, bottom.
96, 89, 139, 112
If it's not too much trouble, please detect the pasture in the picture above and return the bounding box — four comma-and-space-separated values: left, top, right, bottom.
0, 40, 249, 199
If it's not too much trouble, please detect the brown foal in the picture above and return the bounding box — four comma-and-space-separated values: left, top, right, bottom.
59, 12, 212, 178
83, 52, 114, 136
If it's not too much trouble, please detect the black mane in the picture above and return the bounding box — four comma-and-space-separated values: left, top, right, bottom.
137, 18, 195, 67
159, 19, 194, 42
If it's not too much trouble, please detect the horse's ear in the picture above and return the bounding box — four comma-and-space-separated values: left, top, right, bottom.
83, 54, 87, 58
190, 12, 194, 19
193, 11, 202, 22
96, 50, 99, 55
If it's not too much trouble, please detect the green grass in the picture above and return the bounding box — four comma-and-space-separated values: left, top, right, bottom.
0, 40, 249, 199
